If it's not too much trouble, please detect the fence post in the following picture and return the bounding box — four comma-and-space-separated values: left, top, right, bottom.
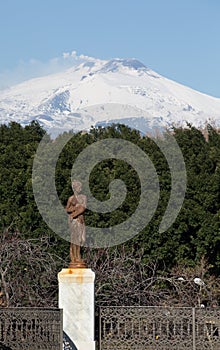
58, 268, 96, 350
60, 309, 63, 350
99, 307, 101, 350
192, 307, 196, 350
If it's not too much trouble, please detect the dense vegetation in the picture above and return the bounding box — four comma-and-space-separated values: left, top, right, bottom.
0, 121, 219, 307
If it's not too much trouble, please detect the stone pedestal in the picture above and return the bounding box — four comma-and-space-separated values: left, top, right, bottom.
58, 268, 96, 350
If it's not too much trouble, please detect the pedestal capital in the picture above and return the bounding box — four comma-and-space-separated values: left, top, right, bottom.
58, 268, 95, 284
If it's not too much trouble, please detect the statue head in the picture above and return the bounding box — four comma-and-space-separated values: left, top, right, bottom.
72, 180, 82, 194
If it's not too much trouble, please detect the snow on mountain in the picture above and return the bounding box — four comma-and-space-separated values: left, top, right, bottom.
0, 56, 220, 136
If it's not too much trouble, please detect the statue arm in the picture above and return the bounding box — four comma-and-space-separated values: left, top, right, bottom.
69, 195, 87, 219
69, 205, 85, 219
65, 195, 76, 213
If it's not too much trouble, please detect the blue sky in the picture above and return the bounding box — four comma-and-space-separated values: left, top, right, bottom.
0, 0, 220, 97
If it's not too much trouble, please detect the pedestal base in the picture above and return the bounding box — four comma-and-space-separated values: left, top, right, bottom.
73, 340, 96, 350
58, 268, 95, 350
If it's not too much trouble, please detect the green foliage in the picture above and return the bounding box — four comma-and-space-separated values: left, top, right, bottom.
0, 122, 46, 232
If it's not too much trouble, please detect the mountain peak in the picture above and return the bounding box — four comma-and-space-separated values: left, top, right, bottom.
97, 58, 147, 73
1, 54, 220, 137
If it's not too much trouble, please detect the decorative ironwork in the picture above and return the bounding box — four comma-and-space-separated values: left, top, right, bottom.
195, 308, 220, 350
0, 308, 63, 350
98, 306, 220, 350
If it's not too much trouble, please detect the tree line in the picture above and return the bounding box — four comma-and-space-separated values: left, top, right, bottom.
0, 121, 219, 307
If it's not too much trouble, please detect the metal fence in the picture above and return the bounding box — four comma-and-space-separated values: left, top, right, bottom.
0, 308, 63, 350
98, 306, 220, 350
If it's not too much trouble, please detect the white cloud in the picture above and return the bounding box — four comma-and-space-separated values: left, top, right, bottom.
79, 53, 96, 61
62, 52, 70, 59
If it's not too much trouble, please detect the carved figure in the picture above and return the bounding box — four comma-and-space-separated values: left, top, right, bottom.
65, 180, 86, 266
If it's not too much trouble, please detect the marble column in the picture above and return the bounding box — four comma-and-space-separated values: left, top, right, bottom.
58, 268, 96, 350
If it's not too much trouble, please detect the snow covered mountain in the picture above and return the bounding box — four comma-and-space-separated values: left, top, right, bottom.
0, 56, 220, 136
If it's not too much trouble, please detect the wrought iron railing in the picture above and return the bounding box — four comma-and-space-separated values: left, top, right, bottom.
0, 308, 63, 350
98, 306, 220, 350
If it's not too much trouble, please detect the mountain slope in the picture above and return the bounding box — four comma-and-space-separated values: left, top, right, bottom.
0, 57, 220, 136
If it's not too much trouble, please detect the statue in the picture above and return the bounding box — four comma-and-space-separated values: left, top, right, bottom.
65, 180, 87, 268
